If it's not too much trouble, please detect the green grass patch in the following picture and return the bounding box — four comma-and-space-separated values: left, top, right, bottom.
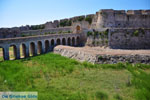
0, 53, 150, 100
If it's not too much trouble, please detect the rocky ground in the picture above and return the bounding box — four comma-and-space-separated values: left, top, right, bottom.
54, 45, 150, 64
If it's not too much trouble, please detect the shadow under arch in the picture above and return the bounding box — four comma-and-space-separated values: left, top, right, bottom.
72, 37, 75, 46
56, 38, 61, 45
30, 42, 36, 56
45, 40, 49, 53
62, 38, 66, 45
38, 41, 42, 54
9, 45, 17, 60
67, 37, 71, 46
20, 43, 27, 58
0, 46, 4, 61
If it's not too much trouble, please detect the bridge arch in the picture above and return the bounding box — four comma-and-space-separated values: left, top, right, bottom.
0, 46, 4, 61
76, 36, 80, 46
67, 37, 71, 46
30, 42, 36, 56
45, 40, 49, 53
56, 38, 61, 45
20, 43, 27, 58
51, 39, 55, 50
37, 41, 42, 54
72, 37, 75, 46
51, 39, 55, 46
9, 44, 17, 60
62, 38, 66, 45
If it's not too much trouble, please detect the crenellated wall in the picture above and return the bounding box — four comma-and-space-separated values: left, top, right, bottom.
91, 9, 150, 29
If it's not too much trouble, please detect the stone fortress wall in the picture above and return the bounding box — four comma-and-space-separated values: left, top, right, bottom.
91, 9, 150, 29
108, 28, 150, 49
87, 9, 150, 49
0, 14, 94, 39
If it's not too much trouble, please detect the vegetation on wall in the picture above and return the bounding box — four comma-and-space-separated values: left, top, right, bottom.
85, 16, 93, 24
59, 20, 72, 27
133, 30, 139, 36
30, 25, 45, 30
78, 16, 85, 21
87, 31, 93, 36
87, 29, 109, 38
86, 30, 109, 46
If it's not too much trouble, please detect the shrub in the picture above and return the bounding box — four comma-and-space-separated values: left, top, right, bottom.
98, 56, 103, 60
66, 20, 72, 26
59, 20, 67, 27
94, 31, 99, 38
104, 29, 109, 36
30, 25, 45, 30
78, 16, 85, 21
95, 91, 108, 100
59, 20, 72, 27
21, 34, 26, 37
87, 31, 93, 36
105, 40, 108, 44
85, 16, 92, 24
113, 94, 123, 100
133, 30, 139, 36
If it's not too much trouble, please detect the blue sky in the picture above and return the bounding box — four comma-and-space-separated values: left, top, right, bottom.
0, 0, 150, 28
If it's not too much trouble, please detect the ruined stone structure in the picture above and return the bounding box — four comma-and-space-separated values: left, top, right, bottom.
0, 9, 150, 61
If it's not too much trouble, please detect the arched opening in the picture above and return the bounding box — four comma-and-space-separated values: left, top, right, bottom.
45, 40, 49, 53
30, 42, 35, 56
77, 36, 80, 46
38, 41, 42, 54
51, 39, 55, 46
62, 38, 66, 45
72, 37, 75, 46
76, 25, 81, 33
67, 37, 71, 46
9, 45, 17, 60
56, 38, 61, 45
0, 47, 4, 61
20, 44, 26, 58
51, 39, 55, 50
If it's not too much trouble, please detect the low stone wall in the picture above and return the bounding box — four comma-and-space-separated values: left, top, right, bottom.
96, 55, 150, 64
54, 46, 150, 64
54, 46, 97, 63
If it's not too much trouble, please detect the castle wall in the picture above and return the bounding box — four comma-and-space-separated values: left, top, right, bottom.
93, 9, 150, 29
109, 28, 150, 49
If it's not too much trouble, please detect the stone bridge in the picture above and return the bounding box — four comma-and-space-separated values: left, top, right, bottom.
0, 33, 81, 60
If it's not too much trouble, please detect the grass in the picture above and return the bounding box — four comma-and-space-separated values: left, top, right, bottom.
0, 53, 150, 100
